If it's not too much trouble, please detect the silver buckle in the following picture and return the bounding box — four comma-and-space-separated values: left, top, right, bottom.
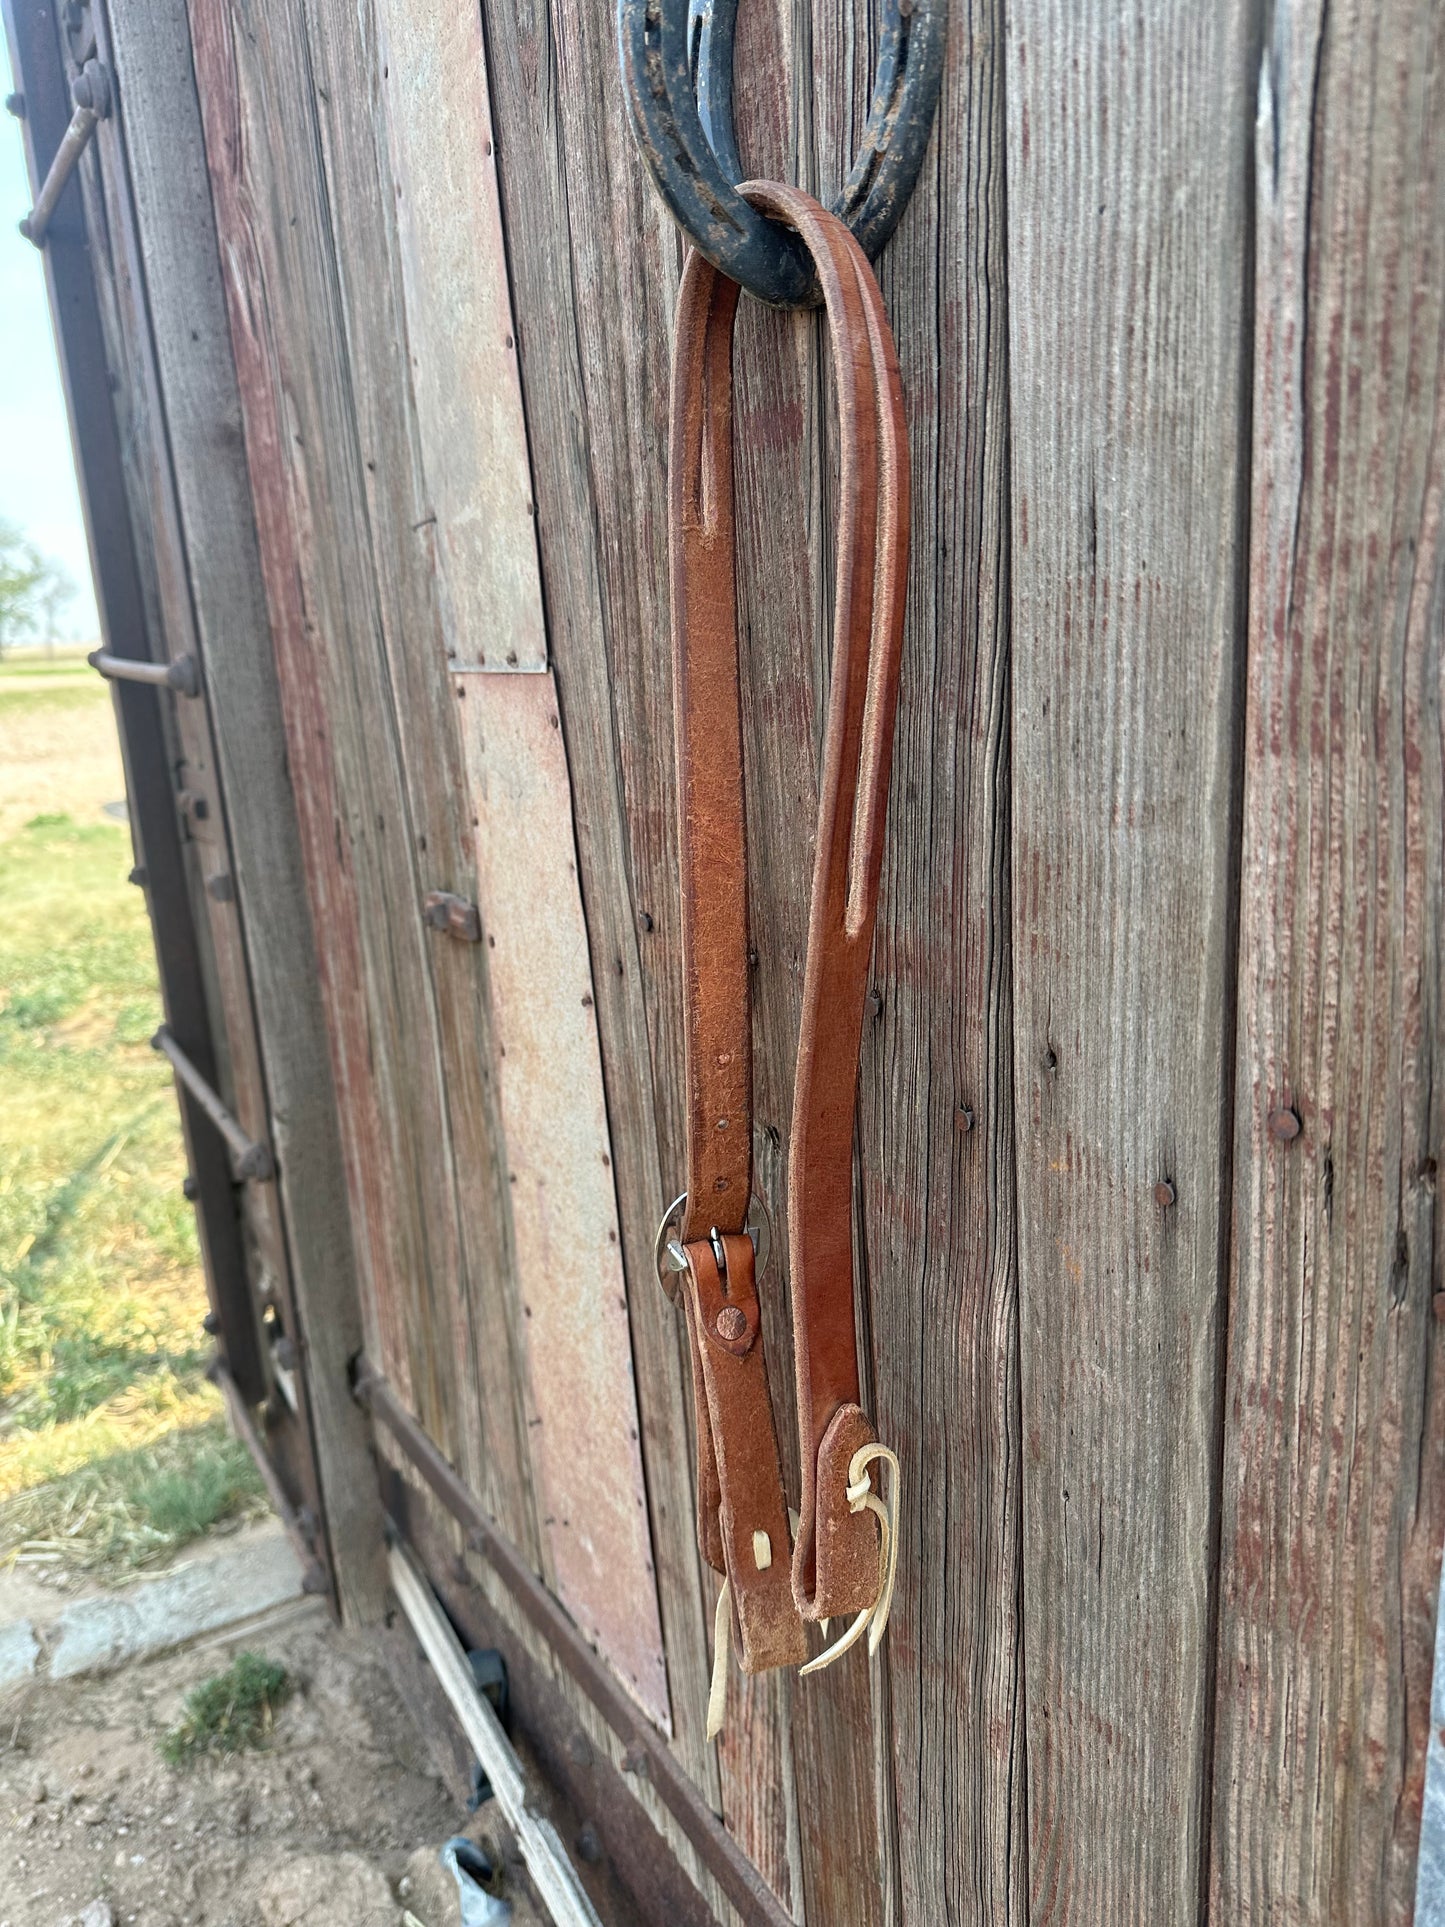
652, 1190, 773, 1294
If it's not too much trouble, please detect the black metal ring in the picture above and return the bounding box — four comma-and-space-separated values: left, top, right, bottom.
617, 0, 948, 309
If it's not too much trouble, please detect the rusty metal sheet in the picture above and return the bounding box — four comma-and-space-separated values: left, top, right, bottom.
373, 0, 546, 670
455, 670, 669, 1727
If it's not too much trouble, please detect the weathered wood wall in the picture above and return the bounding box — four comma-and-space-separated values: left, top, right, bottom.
101, 0, 1445, 1918
1213, 1, 1445, 1919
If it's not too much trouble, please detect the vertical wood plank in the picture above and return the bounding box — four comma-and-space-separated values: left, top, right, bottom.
474, 0, 726, 1817
708, 6, 885, 1916
187, 0, 536, 1558
1004, 1, 1256, 1915
369, 0, 546, 670
303, 0, 540, 1556
454, 669, 668, 1727
1211, 1, 1445, 1917
96, 0, 387, 1621
843, 0, 1026, 1917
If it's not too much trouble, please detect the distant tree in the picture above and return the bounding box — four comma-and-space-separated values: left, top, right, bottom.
37, 562, 76, 658
0, 520, 73, 658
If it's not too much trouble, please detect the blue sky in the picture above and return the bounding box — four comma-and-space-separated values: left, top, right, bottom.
1, 37, 100, 640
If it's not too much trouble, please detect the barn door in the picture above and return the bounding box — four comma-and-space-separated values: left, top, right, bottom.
3, 0, 337, 1606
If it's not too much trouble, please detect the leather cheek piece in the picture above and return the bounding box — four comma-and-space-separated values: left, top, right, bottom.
680, 1240, 806, 1671
795, 1401, 883, 1620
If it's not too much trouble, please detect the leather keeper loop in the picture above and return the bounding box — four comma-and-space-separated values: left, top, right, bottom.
689, 1231, 762, 1357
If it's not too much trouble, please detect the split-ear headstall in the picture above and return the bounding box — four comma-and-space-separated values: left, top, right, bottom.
655, 183, 910, 1733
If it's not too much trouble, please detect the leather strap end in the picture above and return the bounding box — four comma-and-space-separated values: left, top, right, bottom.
683, 1294, 726, 1574
683, 1237, 806, 1672
794, 1402, 883, 1621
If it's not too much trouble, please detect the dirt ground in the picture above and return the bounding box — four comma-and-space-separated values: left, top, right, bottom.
0, 1603, 546, 1927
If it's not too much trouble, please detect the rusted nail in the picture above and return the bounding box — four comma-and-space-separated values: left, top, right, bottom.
867, 988, 884, 1017
620, 1744, 648, 1777
715, 1305, 747, 1343
423, 889, 481, 942
1432, 1291, 1445, 1324
1268, 1106, 1302, 1142
955, 1104, 974, 1134
1154, 1179, 1176, 1209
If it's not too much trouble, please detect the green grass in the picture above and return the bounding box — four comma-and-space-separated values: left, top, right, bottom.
0, 1418, 268, 1576
160, 1651, 292, 1766
0, 679, 104, 716
0, 718, 266, 1579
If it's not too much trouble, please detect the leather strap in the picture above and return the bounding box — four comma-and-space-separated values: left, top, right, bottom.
668, 183, 908, 1671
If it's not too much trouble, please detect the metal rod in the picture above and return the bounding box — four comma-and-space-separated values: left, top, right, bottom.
152, 1025, 275, 1180
357, 1364, 793, 1927
390, 1541, 604, 1927
212, 1360, 328, 1597
20, 100, 96, 244
89, 647, 200, 696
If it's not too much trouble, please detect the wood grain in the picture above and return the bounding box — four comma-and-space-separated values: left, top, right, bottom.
1211, 1, 1445, 1918
370, 0, 546, 671
186, 0, 539, 1555
474, 0, 725, 1816
96, 0, 386, 1620
454, 669, 668, 1726
844, 0, 1026, 1917
1004, 1, 1256, 1916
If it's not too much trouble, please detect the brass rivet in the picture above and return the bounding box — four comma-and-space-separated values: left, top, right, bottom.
716, 1306, 746, 1342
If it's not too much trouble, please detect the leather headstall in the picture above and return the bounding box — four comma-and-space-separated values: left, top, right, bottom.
658, 182, 909, 1726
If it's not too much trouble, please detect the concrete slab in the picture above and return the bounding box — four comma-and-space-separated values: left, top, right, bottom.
0, 1615, 40, 1690
47, 1526, 304, 1680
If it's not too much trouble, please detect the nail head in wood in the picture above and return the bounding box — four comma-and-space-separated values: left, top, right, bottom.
1268, 1106, 1302, 1142
423, 889, 482, 942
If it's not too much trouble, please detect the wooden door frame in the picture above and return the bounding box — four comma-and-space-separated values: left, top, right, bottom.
2, 0, 385, 1625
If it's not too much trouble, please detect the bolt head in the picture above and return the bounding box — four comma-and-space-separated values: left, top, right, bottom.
715, 1305, 747, 1343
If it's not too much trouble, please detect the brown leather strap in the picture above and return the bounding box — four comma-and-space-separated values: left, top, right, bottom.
668, 184, 909, 1667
